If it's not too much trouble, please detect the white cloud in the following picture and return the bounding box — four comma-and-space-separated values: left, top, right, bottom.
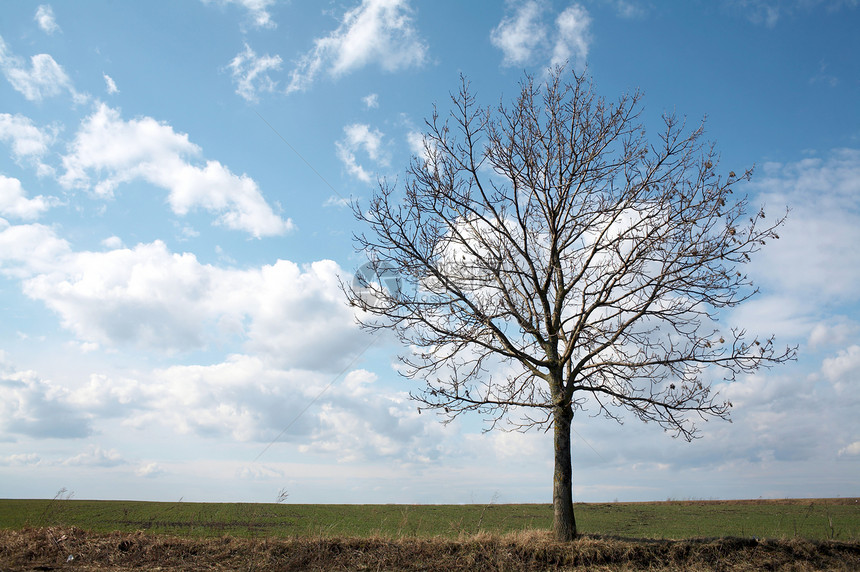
564, 357, 856, 481
22, 241, 223, 351
62, 373, 139, 417
63, 445, 126, 467
335, 123, 387, 183
103, 73, 119, 95
0, 175, 56, 219
0, 36, 85, 103
0, 114, 52, 158
747, 149, 860, 304
0, 214, 458, 464
0, 227, 365, 368
136, 462, 165, 478
721, 149, 860, 354
820, 344, 860, 394
363, 93, 379, 109
101, 235, 124, 249
0, 453, 41, 466
1, 346, 448, 466
227, 43, 282, 103
35, 5, 60, 35
133, 356, 344, 444
0, 228, 436, 459
59, 104, 292, 237
808, 319, 858, 350
201, 0, 277, 29
405, 129, 440, 175
551, 4, 591, 68
491, 1, 591, 68
0, 113, 56, 176
839, 441, 860, 457
406, 130, 424, 156
490, 0, 547, 66
237, 259, 371, 370
0, 362, 92, 439
0, 220, 72, 278
323, 195, 350, 208
287, 0, 427, 94
297, 368, 450, 463
237, 464, 282, 480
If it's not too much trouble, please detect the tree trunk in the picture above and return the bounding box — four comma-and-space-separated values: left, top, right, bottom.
552, 403, 577, 541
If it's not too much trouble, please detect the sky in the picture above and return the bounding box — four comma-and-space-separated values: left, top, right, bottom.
0, 0, 859, 505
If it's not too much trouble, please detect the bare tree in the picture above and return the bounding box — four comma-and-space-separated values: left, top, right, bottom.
345, 67, 795, 541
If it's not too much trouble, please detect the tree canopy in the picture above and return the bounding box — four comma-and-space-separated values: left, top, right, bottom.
345, 67, 795, 540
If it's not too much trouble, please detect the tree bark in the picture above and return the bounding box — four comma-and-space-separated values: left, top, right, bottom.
552, 403, 577, 541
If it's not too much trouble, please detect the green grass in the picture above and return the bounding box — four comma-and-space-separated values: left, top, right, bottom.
1, 498, 857, 541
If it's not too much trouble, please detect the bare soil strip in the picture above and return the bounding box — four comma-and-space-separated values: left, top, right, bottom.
1, 527, 859, 571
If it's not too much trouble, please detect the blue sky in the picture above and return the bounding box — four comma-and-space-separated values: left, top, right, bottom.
1, 0, 859, 504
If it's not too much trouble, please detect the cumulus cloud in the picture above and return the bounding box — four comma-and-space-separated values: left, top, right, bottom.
0, 175, 56, 219
59, 104, 292, 237
0, 363, 92, 439
0, 113, 56, 176
807, 320, 858, 350
0, 36, 85, 103
551, 4, 592, 68
294, 368, 449, 463
0, 345, 450, 466
201, 0, 277, 29
286, 0, 428, 94
819, 344, 860, 395
491, 1, 591, 68
0, 114, 54, 159
64, 373, 141, 417
132, 356, 309, 441
335, 123, 387, 183
0, 215, 460, 463
15, 239, 227, 350
227, 43, 282, 103
238, 259, 371, 370
490, 1, 547, 66
0, 222, 440, 460
177, 363, 441, 463
0, 219, 71, 278
0, 226, 365, 368
35, 5, 60, 35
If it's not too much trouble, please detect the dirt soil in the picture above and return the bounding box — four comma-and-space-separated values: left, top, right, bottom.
1, 527, 859, 571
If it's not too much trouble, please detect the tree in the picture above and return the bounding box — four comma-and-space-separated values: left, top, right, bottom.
344, 67, 795, 541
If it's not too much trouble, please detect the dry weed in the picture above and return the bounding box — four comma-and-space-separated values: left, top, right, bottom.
1, 527, 858, 571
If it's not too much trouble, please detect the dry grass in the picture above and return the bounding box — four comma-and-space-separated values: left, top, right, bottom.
1, 527, 858, 571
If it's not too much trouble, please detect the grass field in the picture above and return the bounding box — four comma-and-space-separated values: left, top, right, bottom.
2, 499, 859, 571
1, 497, 858, 541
